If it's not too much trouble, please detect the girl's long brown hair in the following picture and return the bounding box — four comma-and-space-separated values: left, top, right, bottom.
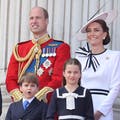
62, 58, 82, 86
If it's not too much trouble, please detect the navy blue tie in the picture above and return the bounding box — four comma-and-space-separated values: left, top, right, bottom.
23, 100, 29, 110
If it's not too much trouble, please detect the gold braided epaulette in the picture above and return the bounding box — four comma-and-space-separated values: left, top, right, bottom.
13, 42, 42, 81
13, 43, 37, 62
10, 88, 23, 102
35, 87, 53, 103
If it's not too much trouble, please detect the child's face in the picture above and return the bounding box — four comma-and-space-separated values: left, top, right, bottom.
20, 82, 39, 99
63, 64, 81, 86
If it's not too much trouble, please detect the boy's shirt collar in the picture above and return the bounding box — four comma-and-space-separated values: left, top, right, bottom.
22, 97, 35, 104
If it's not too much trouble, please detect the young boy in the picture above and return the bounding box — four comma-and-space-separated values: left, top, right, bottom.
5, 72, 48, 120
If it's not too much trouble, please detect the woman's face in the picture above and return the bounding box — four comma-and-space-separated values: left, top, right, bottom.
86, 22, 107, 46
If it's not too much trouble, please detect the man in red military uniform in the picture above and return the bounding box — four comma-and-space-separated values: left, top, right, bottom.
6, 6, 70, 102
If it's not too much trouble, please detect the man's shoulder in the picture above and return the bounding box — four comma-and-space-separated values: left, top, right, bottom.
53, 39, 67, 44
15, 40, 33, 50
47, 39, 65, 47
17, 40, 32, 46
51, 39, 64, 44
51, 39, 70, 47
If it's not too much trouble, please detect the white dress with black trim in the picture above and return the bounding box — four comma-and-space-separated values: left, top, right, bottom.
75, 49, 120, 120
46, 86, 94, 120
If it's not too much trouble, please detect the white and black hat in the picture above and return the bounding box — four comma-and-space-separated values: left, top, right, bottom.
77, 10, 118, 41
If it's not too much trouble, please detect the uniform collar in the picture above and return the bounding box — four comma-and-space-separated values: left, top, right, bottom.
32, 33, 50, 45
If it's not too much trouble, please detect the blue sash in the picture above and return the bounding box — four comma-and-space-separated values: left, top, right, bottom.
26, 40, 63, 73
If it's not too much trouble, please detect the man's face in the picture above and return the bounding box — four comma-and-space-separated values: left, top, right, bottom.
29, 7, 48, 37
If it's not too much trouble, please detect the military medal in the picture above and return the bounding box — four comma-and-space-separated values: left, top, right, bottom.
42, 48, 46, 57
45, 48, 49, 57
53, 47, 56, 56
37, 67, 44, 76
49, 48, 53, 57
43, 59, 52, 69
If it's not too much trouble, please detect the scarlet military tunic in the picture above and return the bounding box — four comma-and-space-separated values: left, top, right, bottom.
6, 38, 70, 101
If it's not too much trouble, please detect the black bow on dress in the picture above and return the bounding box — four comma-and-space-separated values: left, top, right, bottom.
76, 43, 100, 72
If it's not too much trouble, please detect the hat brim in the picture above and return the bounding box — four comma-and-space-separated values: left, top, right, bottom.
77, 10, 118, 41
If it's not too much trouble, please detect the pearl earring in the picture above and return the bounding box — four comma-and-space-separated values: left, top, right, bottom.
103, 37, 105, 40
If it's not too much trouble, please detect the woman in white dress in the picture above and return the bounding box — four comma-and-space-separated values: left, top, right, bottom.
75, 10, 120, 120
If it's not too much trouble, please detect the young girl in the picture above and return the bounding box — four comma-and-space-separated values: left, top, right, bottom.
46, 58, 94, 120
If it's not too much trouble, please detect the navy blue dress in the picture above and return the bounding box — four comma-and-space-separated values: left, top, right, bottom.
46, 86, 94, 120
